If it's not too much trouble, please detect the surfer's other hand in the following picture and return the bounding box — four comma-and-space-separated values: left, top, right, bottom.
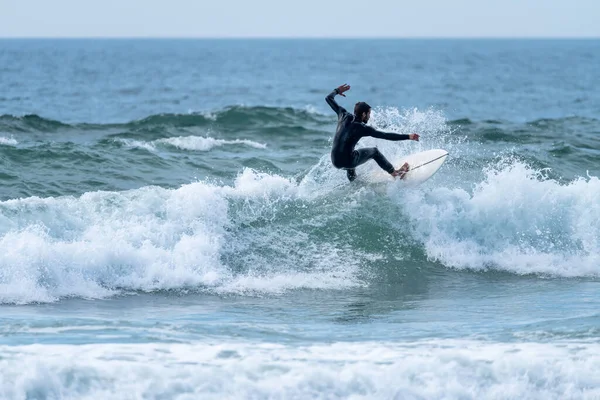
336, 84, 350, 97
409, 133, 420, 141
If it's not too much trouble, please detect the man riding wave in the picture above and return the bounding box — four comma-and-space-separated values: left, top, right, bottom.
326, 84, 419, 181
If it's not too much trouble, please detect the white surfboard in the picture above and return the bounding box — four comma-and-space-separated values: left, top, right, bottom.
397, 149, 448, 185
367, 149, 448, 185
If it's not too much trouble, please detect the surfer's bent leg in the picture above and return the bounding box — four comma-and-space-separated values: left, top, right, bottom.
352, 148, 395, 174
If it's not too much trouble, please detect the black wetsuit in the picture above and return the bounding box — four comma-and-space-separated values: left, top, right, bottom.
326, 89, 410, 181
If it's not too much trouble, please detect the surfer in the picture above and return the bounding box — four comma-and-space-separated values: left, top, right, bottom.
326, 84, 419, 181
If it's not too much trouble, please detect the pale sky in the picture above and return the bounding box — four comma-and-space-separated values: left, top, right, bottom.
1, 0, 598, 38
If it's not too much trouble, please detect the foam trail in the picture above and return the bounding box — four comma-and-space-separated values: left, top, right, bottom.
1, 340, 599, 399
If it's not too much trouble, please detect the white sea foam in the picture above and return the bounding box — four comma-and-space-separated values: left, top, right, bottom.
1, 339, 598, 400
115, 136, 266, 152
157, 135, 266, 151
0, 136, 18, 146
114, 138, 157, 151
0, 169, 362, 304
400, 160, 600, 276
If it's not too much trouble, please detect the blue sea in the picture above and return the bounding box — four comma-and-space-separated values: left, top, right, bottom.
1, 39, 600, 399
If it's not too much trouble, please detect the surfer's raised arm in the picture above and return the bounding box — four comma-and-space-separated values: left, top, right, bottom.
325, 84, 350, 117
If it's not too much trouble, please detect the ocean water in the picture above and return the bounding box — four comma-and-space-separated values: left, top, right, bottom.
1, 38, 600, 399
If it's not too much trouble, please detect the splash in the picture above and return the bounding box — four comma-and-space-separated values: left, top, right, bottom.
301, 106, 461, 188
400, 159, 600, 276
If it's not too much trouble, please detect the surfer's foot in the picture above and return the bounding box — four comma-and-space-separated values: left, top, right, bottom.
391, 162, 410, 179
346, 169, 357, 182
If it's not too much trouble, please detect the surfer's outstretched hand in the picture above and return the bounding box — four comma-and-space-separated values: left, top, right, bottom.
409, 133, 420, 141
336, 84, 351, 97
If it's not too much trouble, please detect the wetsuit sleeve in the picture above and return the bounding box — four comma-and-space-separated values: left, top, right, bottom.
325, 89, 348, 117
361, 125, 410, 141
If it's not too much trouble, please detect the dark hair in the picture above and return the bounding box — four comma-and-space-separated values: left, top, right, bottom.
354, 102, 371, 117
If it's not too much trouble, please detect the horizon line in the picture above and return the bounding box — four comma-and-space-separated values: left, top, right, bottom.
1, 35, 599, 40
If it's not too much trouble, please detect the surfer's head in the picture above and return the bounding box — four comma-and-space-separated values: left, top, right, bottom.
354, 102, 371, 123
